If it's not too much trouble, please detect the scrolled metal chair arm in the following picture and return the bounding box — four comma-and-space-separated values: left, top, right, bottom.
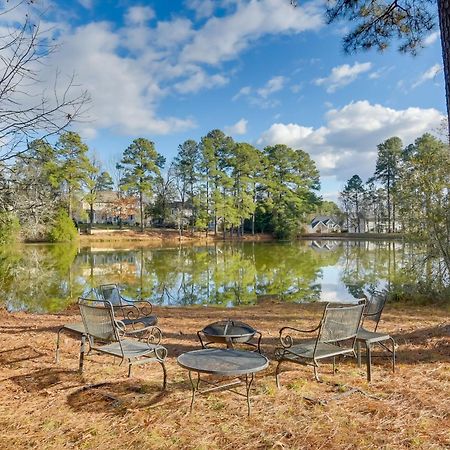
278, 324, 320, 348
114, 320, 127, 338
154, 346, 167, 361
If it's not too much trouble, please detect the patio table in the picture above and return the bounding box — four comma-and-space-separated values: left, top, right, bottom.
177, 348, 269, 415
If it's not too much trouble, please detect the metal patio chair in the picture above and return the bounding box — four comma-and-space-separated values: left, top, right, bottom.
98, 284, 158, 329
357, 291, 396, 382
275, 301, 365, 386
78, 298, 167, 388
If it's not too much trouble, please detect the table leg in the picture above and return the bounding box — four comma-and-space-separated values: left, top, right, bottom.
188, 371, 200, 412
245, 373, 255, 416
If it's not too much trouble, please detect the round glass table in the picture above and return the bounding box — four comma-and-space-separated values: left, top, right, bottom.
177, 348, 269, 415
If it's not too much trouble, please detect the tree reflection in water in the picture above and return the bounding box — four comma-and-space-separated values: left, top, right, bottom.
0, 240, 444, 313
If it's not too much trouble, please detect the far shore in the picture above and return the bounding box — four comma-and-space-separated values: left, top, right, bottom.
22, 228, 406, 246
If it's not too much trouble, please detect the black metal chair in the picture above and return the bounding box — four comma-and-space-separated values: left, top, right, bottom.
98, 284, 158, 329
78, 298, 167, 388
275, 301, 365, 386
356, 291, 396, 382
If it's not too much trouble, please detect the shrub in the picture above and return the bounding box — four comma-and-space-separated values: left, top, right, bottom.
47, 210, 78, 242
0, 212, 21, 245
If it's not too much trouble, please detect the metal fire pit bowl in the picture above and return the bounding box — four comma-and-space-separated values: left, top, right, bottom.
197, 319, 262, 353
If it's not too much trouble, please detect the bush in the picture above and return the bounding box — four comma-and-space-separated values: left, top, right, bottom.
0, 212, 21, 245
47, 210, 78, 242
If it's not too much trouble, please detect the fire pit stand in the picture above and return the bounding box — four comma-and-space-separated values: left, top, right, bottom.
197, 319, 262, 353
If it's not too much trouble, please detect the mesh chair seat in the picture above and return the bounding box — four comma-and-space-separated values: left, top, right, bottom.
357, 328, 391, 343
121, 315, 158, 328
93, 340, 165, 359
283, 340, 354, 361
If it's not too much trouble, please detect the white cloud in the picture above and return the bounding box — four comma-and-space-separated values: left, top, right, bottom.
258, 100, 444, 181
412, 64, 442, 88
181, 0, 323, 65
233, 76, 287, 108
257, 76, 286, 98
174, 70, 229, 94
225, 118, 248, 135
232, 86, 252, 101
78, 0, 93, 9
423, 31, 440, 46
45, 22, 195, 135
125, 6, 155, 25
314, 62, 372, 93
185, 0, 216, 20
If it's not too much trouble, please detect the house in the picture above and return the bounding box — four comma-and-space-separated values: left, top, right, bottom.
81, 191, 140, 225
309, 216, 341, 233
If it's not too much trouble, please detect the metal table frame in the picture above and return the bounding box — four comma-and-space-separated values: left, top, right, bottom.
177, 348, 269, 416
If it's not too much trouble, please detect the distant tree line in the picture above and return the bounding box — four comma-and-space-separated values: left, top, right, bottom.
0, 129, 325, 242
340, 133, 450, 275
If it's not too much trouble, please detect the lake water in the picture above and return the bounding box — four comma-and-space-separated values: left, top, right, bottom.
0, 239, 425, 313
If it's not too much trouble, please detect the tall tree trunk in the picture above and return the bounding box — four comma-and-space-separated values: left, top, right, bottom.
90, 202, 94, 226
438, 0, 450, 140
139, 190, 144, 232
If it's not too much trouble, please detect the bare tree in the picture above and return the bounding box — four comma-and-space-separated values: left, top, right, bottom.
0, 1, 90, 162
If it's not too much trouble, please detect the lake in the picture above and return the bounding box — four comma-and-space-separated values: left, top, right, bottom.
0, 239, 430, 313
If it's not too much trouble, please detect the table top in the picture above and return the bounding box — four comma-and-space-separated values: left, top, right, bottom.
202, 320, 256, 339
177, 348, 269, 376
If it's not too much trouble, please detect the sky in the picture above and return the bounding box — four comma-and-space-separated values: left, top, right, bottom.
5, 0, 446, 201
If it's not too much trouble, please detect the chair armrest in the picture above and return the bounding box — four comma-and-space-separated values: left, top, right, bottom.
119, 297, 154, 317
278, 324, 320, 348
125, 325, 163, 346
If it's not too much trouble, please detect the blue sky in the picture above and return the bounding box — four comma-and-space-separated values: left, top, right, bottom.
14, 0, 446, 200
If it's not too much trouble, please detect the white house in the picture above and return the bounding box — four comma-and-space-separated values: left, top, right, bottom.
309, 216, 341, 233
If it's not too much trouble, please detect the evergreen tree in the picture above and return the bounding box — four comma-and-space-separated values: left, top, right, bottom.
119, 138, 165, 232
373, 137, 403, 232
341, 175, 365, 232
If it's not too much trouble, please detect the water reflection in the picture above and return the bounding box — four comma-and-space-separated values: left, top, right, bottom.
0, 240, 436, 313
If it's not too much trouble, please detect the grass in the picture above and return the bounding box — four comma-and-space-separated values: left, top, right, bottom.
0, 302, 448, 449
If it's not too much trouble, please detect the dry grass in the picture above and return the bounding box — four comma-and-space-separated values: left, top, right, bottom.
0, 302, 449, 450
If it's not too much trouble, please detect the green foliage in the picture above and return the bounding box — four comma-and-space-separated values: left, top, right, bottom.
48, 132, 96, 218
325, 0, 436, 55
262, 144, 320, 238
47, 209, 79, 242
0, 212, 20, 245
119, 138, 165, 231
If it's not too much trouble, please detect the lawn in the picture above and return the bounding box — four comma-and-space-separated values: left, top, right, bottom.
0, 302, 448, 449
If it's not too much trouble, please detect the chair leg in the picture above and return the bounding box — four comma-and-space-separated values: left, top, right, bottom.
332, 357, 336, 375
366, 343, 372, 382
128, 363, 132, 378
55, 328, 63, 364
275, 360, 283, 388
356, 341, 362, 368
79, 335, 86, 374
390, 337, 396, 373
160, 361, 167, 390
313, 364, 321, 382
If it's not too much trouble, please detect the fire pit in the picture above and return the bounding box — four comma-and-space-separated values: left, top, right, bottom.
197, 319, 262, 353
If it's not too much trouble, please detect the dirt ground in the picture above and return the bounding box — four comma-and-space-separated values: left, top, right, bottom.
0, 302, 449, 450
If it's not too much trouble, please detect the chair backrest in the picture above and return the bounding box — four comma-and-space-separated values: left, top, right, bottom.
363, 291, 387, 331
317, 301, 365, 350
99, 284, 123, 306
78, 298, 120, 342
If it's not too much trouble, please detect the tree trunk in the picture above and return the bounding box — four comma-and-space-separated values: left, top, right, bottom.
438, 0, 450, 140
90, 202, 94, 226
139, 191, 144, 232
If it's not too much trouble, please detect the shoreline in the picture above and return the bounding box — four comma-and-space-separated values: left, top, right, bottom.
24, 229, 405, 245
